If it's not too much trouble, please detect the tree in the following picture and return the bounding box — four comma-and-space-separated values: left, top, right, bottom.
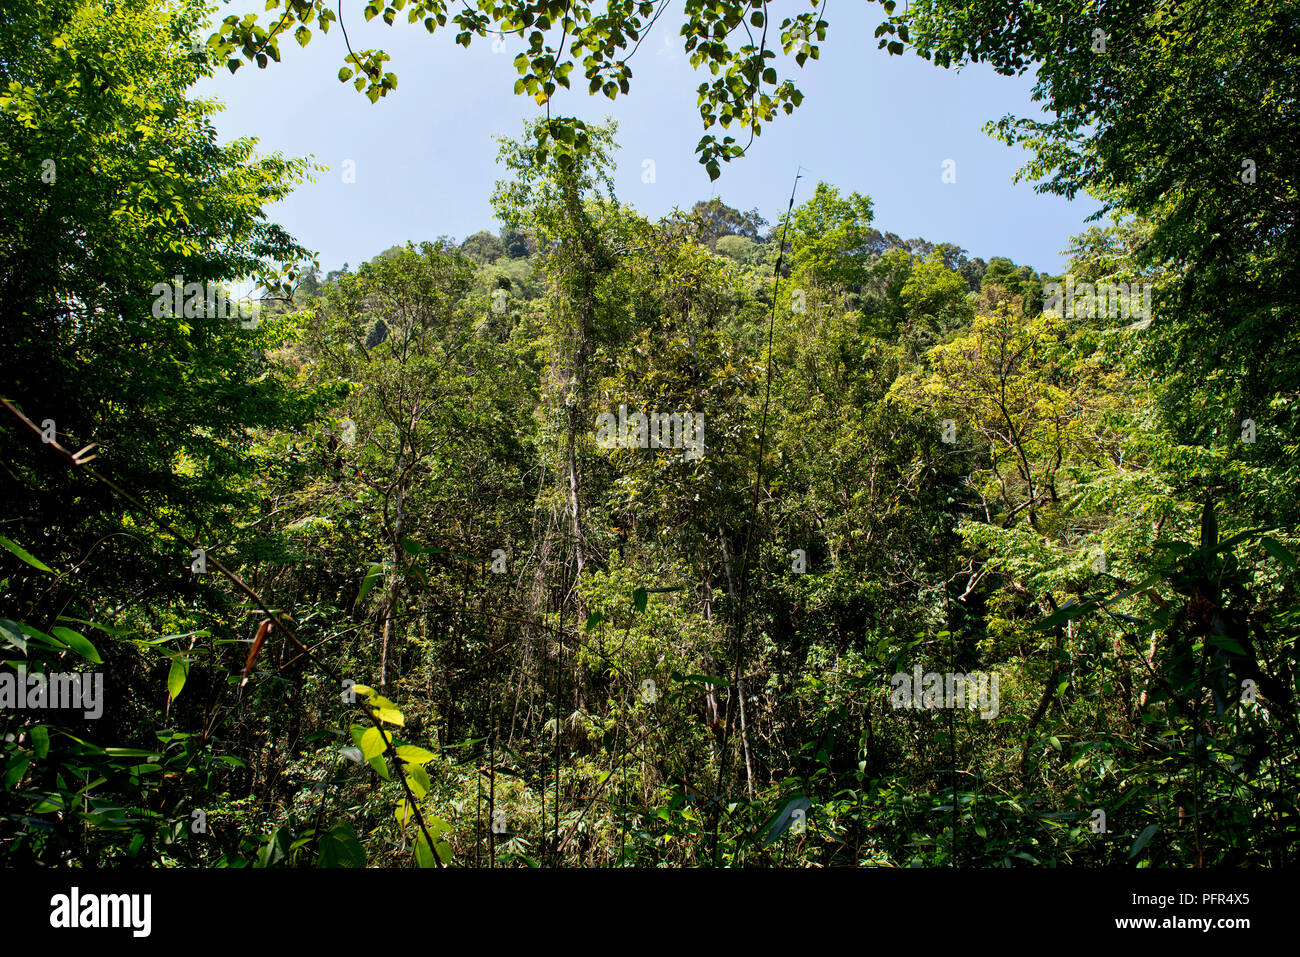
459, 229, 504, 264
785, 182, 876, 291
900, 250, 975, 350
0, 0, 316, 607
500, 227, 537, 258
891, 0, 1300, 530
0, 0, 319, 866
690, 199, 768, 249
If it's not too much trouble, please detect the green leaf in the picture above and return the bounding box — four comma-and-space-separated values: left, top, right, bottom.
316, 820, 366, 868
584, 611, 603, 630
1206, 634, 1248, 656
632, 586, 647, 614
30, 726, 49, 760
367, 695, 405, 726
168, 656, 189, 701
1129, 823, 1159, 858
0, 536, 53, 573
49, 626, 102, 663
356, 562, 383, 605
396, 744, 437, 765
1200, 501, 1217, 554
1035, 598, 1097, 631
415, 831, 437, 867
0, 619, 27, 654
256, 826, 290, 867
358, 726, 386, 761
58, 616, 134, 637
1261, 536, 1298, 568
405, 763, 431, 797
33, 793, 70, 814
4, 755, 31, 789
761, 795, 812, 845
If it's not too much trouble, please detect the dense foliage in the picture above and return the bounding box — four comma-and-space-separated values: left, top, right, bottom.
1, 0, 1295, 868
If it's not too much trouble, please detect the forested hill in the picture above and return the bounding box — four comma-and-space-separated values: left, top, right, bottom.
2, 0, 1297, 872
309, 197, 1048, 330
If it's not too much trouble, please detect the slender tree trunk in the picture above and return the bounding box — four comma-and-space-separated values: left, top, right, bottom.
565, 407, 585, 576
381, 488, 406, 690
737, 677, 755, 799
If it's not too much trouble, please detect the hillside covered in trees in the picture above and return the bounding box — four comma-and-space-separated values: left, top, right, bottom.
2, 0, 1297, 872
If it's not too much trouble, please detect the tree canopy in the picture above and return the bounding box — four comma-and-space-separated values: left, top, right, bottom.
2, 0, 1297, 877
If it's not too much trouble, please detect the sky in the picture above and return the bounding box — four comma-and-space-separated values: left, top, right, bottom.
195, 2, 1102, 275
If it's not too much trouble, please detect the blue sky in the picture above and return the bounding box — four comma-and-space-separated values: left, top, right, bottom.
196, 2, 1101, 275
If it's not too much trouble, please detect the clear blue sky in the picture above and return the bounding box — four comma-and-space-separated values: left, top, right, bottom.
196, 2, 1100, 275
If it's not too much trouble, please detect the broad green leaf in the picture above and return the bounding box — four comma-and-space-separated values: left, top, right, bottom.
5, 755, 31, 789
406, 763, 430, 797
367, 695, 404, 725
761, 795, 811, 846
415, 832, 437, 867
358, 726, 386, 761
0, 619, 27, 654
1261, 536, 1298, 568
356, 563, 383, 605
425, 815, 453, 838
256, 826, 290, 868
1035, 599, 1097, 631
49, 626, 102, 663
1206, 634, 1248, 656
33, 793, 69, 814
316, 820, 366, 867
0, 536, 53, 573
168, 656, 189, 701
1129, 823, 1159, 858
396, 744, 437, 765
57, 616, 135, 637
